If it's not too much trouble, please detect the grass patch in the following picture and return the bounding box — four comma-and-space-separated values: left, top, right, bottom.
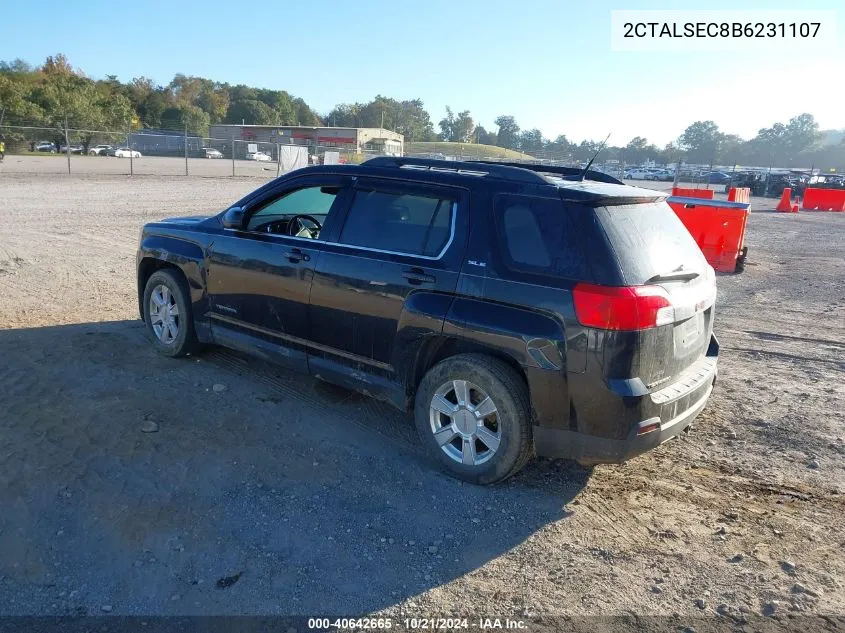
407, 142, 533, 161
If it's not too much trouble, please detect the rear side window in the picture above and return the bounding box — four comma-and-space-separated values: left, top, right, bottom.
494, 194, 593, 280
340, 189, 454, 257
594, 202, 707, 285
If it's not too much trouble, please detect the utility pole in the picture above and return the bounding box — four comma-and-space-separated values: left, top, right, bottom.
276, 142, 281, 178
184, 119, 189, 176
64, 115, 71, 174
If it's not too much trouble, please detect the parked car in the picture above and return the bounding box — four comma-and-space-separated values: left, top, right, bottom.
88, 144, 115, 156
202, 148, 224, 159
113, 147, 142, 158
35, 141, 57, 153
246, 151, 272, 162
647, 169, 675, 182
702, 171, 732, 184
136, 157, 718, 484
59, 144, 84, 154
623, 168, 654, 180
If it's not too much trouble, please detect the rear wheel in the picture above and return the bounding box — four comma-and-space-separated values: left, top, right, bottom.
142, 269, 201, 357
414, 354, 533, 484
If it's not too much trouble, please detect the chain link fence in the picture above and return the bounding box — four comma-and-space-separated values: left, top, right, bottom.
0, 122, 387, 179
1, 123, 801, 196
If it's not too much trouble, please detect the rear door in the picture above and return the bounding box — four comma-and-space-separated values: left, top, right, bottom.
308, 178, 468, 388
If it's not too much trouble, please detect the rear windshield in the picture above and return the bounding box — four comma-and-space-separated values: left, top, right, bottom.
593, 202, 706, 285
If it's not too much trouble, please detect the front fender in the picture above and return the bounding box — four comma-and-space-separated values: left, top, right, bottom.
136, 234, 207, 318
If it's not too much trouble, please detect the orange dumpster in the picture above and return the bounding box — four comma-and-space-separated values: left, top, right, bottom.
668, 196, 751, 273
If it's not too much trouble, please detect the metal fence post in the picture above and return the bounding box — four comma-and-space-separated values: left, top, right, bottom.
232, 136, 235, 177
128, 128, 134, 176
64, 115, 71, 174
276, 143, 281, 178
184, 120, 189, 176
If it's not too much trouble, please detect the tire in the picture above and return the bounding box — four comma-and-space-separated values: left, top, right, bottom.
142, 269, 201, 358
414, 353, 533, 484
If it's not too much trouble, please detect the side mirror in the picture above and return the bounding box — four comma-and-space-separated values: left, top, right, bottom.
222, 206, 245, 229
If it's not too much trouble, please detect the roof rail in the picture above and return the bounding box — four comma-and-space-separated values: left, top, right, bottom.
362, 156, 547, 183
467, 161, 624, 185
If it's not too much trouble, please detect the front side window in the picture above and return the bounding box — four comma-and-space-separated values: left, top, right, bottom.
246, 185, 340, 237
339, 189, 453, 257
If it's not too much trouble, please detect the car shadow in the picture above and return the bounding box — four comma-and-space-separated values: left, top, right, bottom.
0, 320, 589, 616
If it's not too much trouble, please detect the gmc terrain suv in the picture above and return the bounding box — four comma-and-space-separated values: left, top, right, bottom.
136, 157, 719, 484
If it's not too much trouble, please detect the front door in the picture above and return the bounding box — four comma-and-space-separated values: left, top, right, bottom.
308, 178, 468, 394
205, 176, 350, 370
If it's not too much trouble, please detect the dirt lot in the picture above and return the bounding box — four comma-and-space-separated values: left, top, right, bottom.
1, 172, 843, 624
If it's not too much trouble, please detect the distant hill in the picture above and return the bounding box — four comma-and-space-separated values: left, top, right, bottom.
406, 142, 533, 160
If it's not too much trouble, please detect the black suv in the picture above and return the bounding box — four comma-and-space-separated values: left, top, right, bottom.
136, 157, 719, 484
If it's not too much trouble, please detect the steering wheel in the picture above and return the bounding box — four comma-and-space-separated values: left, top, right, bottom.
287, 214, 322, 238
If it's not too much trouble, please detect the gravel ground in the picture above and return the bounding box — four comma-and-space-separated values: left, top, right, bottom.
0, 172, 843, 622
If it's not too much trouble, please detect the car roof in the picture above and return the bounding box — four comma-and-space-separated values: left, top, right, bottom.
272, 158, 667, 205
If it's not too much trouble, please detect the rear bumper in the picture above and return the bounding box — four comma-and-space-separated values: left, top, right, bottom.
534, 337, 718, 464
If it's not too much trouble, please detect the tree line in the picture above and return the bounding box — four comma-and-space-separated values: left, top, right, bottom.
1, 54, 843, 168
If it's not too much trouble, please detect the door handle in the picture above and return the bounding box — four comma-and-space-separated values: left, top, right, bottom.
402, 268, 436, 285
285, 248, 310, 263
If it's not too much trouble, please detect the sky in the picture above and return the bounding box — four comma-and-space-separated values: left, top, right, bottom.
3, 0, 843, 145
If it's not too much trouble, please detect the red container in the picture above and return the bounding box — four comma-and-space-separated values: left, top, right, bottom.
668, 196, 750, 273
671, 187, 715, 200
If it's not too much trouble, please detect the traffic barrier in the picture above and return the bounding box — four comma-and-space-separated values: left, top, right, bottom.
801, 187, 845, 212
775, 188, 796, 212
727, 187, 751, 203
668, 196, 751, 273
672, 187, 715, 200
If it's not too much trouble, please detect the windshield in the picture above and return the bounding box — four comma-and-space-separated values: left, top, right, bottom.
594, 201, 706, 286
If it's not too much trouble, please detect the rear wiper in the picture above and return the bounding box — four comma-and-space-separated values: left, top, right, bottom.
646, 270, 700, 283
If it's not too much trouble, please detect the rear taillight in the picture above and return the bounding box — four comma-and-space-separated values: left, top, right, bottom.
573, 283, 675, 331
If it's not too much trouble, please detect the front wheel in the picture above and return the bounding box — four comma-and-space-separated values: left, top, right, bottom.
143, 269, 201, 357
414, 354, 533, 484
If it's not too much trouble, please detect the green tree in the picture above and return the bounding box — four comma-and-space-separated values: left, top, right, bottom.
719, 134, 746, 165
784, 113, 821, 155
33, 54, 105, 148
679, 120, 724, 164
161, 105, 210, 136
545, 134, 572, 160
225, 99, 277, 125
621, 136, 657, 165
293, 97, 322, 126
438, 106, 456, 140
573, 139, 601, 162
518, 128, 545, 155
0, 73, 41, 126
493, 115, 520, 150
438, 107, 474, 143
475, 125, 496, 145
